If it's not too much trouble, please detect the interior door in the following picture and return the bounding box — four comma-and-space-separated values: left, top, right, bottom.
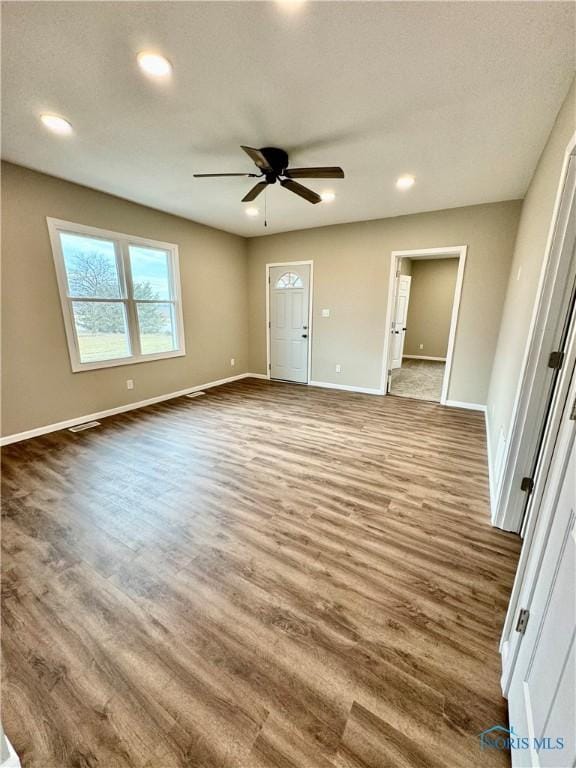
390, 275, 411, 369
506, 375, 576, 767
269, 264, 310, 383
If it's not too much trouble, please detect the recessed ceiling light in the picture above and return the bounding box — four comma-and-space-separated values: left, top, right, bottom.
275, 0, 307, 13
396, 174, 415, 190
320, 191, 336, 203
137, 52, 172, 78
245, 207, 259, 217
40, 114, 73, 135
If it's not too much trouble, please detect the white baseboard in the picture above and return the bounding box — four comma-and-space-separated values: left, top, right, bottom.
443, 399, 487, 412
403, 355, 447, 362
0, 373, 265, 446
1, 375, 488, 446
484, 408, 497, 521
309, 380, 383, 395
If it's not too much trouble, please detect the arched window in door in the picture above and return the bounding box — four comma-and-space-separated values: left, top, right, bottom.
275, 272, 303, 289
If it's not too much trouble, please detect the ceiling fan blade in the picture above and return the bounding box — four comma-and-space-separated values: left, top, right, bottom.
193, 172, 259, 177
284, 167, 345, 179
241, 146, 273, 173
280, 179, 321, 204
241, 181, 268, 202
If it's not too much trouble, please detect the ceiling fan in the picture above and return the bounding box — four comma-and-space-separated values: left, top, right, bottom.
194, 146, 344, 204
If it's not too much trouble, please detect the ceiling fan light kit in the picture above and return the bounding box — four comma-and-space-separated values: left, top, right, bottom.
194, 146, 345, 206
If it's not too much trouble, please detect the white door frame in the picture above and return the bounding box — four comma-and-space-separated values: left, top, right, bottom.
500, 300, 576, 698
381, 245, 467, 404
492, 132, 576, 533
266, 261, 314, 384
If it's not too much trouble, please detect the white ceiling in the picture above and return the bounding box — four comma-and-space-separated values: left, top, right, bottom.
2, 1, 575, 237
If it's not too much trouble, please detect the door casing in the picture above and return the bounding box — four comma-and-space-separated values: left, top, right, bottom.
500, 281, 576, 697
381, 246, 467, 404
266, 260, 313, 384
500, 312, 576, 766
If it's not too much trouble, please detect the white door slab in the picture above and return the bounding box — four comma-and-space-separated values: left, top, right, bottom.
269, 265, 311, 383
390, 275, 411, 369
506, 376, 576, 766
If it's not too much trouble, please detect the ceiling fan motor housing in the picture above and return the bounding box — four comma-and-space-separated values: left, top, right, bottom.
260, 147, 289, 176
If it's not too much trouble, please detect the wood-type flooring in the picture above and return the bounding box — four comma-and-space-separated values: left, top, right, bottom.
1, 378, 521, 767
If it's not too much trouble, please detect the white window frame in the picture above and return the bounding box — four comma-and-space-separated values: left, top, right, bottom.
47, 217, 186, 372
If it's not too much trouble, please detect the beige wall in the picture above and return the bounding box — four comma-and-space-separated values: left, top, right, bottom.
399, 259, 412, 277
1, 161, 526, 438
1, 162, 249, 437
403, 258, 458, 359
486, 78, 576, 461
247, 200, 521, 403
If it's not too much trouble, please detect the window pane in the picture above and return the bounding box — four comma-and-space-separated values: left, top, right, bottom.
129, 245, 172, 300
72, 301, 131, 363
60, 233, 122, 298
136, 302, 177, 355
276, 272, 303, 289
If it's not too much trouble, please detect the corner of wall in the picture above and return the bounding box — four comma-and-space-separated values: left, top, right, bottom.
239, 234, 252, 376
484, 404, 507, 524
245, 235, 268, 376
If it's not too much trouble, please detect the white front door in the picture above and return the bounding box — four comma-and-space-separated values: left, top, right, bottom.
506, 385, 576, 766
390, 275, 411, 369
269, 264, 311, 383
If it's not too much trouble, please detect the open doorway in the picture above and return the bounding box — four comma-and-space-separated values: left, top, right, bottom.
382, 246, 467, 404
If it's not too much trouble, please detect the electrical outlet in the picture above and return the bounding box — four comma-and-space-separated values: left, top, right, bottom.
419, 344, 424, 350
335, 364, 342, 373
321, 308, 330, 318
126, 379, 134, 390
230, 358, 235, 367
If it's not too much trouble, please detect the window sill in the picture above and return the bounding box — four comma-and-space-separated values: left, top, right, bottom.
70, 349, 186, 373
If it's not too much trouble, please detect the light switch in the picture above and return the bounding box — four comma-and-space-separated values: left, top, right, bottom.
321, 308, 330, 318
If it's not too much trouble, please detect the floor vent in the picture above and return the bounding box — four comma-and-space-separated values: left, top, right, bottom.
68, 421, 101, 433
186, 391, 206, 399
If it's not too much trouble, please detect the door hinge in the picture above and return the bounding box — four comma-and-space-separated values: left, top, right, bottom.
268, 321, 271, 328
548, 350, 564, 370
515, 608, 530, 635
520, 476, 534, 494
570, 397, 576, 421
268, 363, 271, 370
396, 270, 401, 278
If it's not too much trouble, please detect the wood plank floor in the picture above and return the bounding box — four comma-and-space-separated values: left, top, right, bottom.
2, 378, 521, 768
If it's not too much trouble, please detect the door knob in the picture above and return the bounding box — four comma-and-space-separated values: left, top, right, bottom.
302, 334, 308, 338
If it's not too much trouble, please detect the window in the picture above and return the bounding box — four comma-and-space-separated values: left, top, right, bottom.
48, 218, 185, 371
275, 272, 303, 289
